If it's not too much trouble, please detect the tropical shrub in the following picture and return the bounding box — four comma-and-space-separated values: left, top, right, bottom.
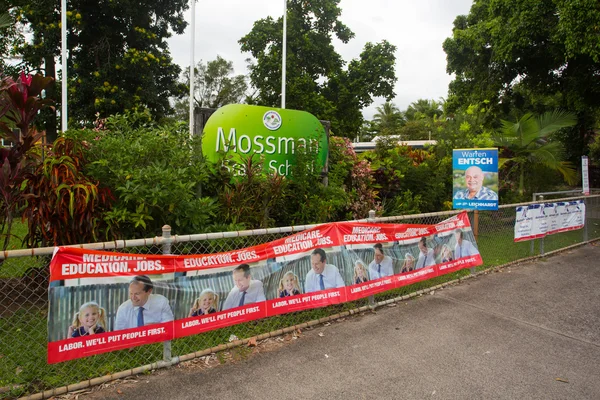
328, 136, 380, 219
212, 153, 288, 229
69, 110, 217, 238
494, 110, 578, 198
283, 141, 351, 224
362, 145, 452, 215
22, 138, 114, 246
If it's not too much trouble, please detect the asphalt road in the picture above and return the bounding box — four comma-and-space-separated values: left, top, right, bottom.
81, 244, 600, 400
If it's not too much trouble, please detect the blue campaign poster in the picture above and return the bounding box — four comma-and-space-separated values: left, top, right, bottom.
452, 148, 499, 211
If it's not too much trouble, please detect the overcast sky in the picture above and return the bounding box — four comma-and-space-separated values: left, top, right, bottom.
166, 0, 474, 119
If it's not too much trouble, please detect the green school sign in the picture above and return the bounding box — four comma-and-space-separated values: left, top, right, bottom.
201, 104, 328, 176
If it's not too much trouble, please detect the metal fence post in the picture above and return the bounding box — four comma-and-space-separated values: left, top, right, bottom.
538, 196, 545, 255
367, 210, 376, 309
471, 211, 479, 275
161, 225, 172, 362
584, 197, 589, 242
530, 194, 537, 256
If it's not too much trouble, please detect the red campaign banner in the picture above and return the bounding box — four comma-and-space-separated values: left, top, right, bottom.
346, 277, 396, 302
266, 287, 347, 316
175, 303, 267, 338
266, 223, 340, 258
336, 222, 399, 245
174, 243, 271, 272
49, 247, 177, 282
48, 322, 173, 364
48, 211, 484, 364
396, 266, 437, 287
437, 254, 483, 274
431, 212, 472, 235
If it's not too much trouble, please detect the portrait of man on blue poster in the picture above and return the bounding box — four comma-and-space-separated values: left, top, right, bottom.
452, 148, 499, 211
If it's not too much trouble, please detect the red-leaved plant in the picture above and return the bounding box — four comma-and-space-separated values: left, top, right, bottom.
22, 138, 115, 246
0, 72, 54, 252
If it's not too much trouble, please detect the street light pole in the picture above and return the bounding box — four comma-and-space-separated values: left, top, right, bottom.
281, 0, 287, 109
189, 0, 196, 138
61, 0, 67, 132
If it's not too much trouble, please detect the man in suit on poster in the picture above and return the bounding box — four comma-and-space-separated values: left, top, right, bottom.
115, 275, 174, 330
415, 237, 435, 270
454, 230, 479, 259
304, 248, 345, 293
368, 243, 394, 279
222, 264, 266, 310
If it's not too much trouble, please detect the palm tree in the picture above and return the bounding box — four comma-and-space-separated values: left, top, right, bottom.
404, 99, 443, 121
494, 110, 577, 196
372, 101, 403, 136
0, 13, 11, 29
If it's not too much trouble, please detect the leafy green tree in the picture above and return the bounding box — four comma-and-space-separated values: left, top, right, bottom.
372, 102, 404, 136
494, 110, 578, 197
361, 145, 451, 215
443, 0, 600, 160
69, 111, 217, 238
3, 0, 61, 140
436, 103, 495, 156
397, 120, 431, 141
0, 12, 22, 76
173, 56, 248, 120
404, 99, 443, 121
7, 0, 188, 139
239, 0, 397, 137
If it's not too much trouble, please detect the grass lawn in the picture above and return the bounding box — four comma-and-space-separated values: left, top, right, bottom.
0, 219, 47, 279
0, 219, 28, 251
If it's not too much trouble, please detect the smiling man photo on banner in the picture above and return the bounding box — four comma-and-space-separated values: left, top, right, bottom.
368, 243, 394, 279
453, 148, 499, 210
222, 263, 266, 310
415, 237, 435, 270
305, 248, 345, 293
115, 275, 174, 330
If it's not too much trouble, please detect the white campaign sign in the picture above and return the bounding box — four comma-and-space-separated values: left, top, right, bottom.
582, 156, 590, 196
514, 200, 585, 242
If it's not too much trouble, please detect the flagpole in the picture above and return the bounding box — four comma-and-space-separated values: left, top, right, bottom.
189, 0, 196, 138
281, 0, 287, 109
61, 0, 67, 131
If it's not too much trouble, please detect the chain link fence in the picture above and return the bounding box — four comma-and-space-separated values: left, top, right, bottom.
1, 195, 599, 399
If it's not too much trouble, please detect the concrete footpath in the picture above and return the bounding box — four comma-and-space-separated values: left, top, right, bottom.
82, 244, 600, 400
